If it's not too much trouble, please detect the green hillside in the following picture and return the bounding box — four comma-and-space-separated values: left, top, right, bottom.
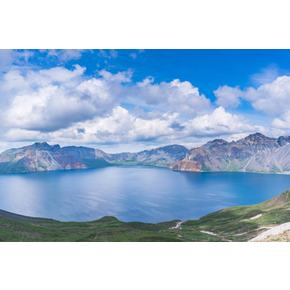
1, 190, 290, 242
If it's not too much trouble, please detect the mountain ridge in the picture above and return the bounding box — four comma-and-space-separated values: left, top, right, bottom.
172, 132, 290, 173
0, 142, 189, 173
1, 133, 290, 174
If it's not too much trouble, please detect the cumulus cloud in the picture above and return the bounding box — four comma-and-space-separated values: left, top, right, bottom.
4, 105, 258, 148
126, 77, 211, 116
271, 110, 290, 136
214, 85, 242, 108
4, 106, 177, 144
243, 76, 290, 115
215, 74, 290, 117
0, 65, 122, 132
0, 49, 34, 72
0, 61, 262, 149
52, 106, 176, 143
184, 107, 258, 137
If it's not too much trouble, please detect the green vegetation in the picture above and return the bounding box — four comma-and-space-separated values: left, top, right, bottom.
1, 191, 290, 242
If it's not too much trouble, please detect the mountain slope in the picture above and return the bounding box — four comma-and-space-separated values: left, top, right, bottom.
0, 142, 110, 173
108, 144, 188, 167
172, 133, 290, 173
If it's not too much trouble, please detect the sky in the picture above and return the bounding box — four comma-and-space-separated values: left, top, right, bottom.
1, 49, 290, 153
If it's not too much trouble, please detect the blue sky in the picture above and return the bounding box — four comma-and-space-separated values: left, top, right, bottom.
0, 49, 290, 152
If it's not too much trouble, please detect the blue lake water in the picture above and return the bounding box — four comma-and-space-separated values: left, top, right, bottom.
0, 166, 290, 222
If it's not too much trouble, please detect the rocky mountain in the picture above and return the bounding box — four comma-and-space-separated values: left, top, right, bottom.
108, 144, 189, 167
0, 142, 110, 173
172, 133, 290, 173
0, 142, 189, 174
2, 133, 290, 174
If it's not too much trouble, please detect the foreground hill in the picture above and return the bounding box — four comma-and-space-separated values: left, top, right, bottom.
172, 133, 290, 173
0, 143, 188, 174
1, 190, 290, 241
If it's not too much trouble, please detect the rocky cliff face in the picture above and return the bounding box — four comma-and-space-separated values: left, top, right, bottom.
173, 133, 290, 173
0, 142, 110, 173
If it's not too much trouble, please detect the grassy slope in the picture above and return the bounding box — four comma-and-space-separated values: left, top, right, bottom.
1, 191, 290, 242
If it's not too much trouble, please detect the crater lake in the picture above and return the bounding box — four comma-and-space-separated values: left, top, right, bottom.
1, 166, 290, 222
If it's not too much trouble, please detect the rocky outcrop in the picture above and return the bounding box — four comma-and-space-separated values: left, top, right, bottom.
174, 133, 290, 173
171, 160, 201, 171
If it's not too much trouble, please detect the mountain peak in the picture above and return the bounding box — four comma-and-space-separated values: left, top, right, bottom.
242, 133, 277, 144
204, 138, 228, 149
30, 142, 60, 150
207, 138, 228, 145
245, 132, 268, 140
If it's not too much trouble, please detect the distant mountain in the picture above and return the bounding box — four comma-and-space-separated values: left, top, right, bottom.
0, 142, 189, 174
172, 133, 290, 173
107, 144, 189, 167
2, 133, 290, 174
0, 142, 110, 173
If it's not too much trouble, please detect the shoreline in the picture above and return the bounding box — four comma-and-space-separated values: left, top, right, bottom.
1, 190, 290, 241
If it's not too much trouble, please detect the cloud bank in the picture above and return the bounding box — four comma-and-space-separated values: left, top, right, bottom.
2, 49, 288, 151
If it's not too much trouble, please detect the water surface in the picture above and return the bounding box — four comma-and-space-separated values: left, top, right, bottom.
0, 167, 290, 222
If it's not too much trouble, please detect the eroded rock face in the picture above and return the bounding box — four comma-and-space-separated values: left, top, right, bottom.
171, 160, 201, 172
173, 133, 290, 173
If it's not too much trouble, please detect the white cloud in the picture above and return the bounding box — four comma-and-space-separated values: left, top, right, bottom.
45, 49, 85, 62
47, 106, 176, 144
214, 85, 242, 108
271, 111, 290, 136
0, 65, 119, 132
184, 107, 259, 137
251, 66, 280, 85
243, 76, 290, 115
126, 77, 211, 116
0, 50, 36, 72
0, 63, 263, 149
4, 106, 258, 149
215, 75, 290, 116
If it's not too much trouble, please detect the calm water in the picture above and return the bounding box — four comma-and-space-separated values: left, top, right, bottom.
0, 166, 290, 222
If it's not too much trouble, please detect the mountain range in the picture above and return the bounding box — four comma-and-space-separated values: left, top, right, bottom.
1, 132, 290, 174
172, 133, 290, 173
0, 142, 188, 173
